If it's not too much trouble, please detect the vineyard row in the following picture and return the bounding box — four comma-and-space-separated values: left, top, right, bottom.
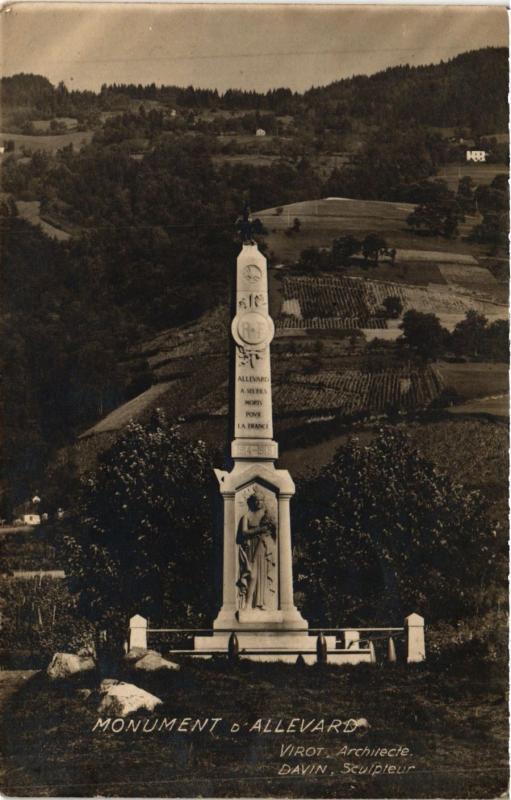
280, 275, 507, 325
273, 366, 444, 415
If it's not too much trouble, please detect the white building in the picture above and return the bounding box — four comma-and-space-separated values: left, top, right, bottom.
255, 128, 266, 137
22, 514, 41, 526
466, 150, 486, 162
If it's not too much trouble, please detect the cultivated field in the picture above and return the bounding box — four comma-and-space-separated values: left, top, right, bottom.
437, 263, 499, 291
278, 275, 508, 331
272, 366, 443, 416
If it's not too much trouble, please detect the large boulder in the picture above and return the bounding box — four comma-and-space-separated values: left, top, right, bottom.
97, 680, 162, 717
134, 652, 180, 673
47, 652, 95, 680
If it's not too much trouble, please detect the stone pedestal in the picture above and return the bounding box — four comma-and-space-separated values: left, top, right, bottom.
205, 461, 308, 636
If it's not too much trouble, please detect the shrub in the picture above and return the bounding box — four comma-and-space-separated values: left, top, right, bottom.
63, 410, 217, 649
0, 576, 95, 667
294, 428, 499, 627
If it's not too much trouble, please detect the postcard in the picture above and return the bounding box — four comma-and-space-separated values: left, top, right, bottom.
0, 3, 508, 798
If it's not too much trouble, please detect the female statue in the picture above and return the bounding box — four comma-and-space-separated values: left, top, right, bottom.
237, 488, 277, 610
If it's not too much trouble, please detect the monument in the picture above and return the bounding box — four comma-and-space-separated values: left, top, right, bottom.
194, 213, 326, 662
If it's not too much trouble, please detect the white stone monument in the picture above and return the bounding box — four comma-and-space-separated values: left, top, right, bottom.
194, 240, 321, 661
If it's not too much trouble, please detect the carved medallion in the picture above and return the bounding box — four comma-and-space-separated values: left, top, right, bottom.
237, 312, 268, 346
243, 264, 262, 284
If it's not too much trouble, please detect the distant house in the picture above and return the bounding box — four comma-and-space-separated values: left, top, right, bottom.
22, 514, 41, 526
255, 128, 266, 137
466, 150, 487, 163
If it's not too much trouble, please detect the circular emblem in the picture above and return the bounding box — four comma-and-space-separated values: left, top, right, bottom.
237, 312, 269, 346
243, 264, 262, 284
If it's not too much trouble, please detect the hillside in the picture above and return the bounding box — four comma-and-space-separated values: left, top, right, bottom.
1, 46, 508, 512
257, 196, 508, 266
2, 47, 507, 131
69, 278, 507, 528
305, 48, 508, 131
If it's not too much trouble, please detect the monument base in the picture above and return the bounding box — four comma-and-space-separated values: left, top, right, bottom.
212, 602, 308, 631
193, 631, 373, 664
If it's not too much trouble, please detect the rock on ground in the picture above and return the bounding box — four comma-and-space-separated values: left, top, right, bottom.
47, 653, 95, 680
124, 647, 161, 663
97, 680, 162, 717
134, 652, 180, 672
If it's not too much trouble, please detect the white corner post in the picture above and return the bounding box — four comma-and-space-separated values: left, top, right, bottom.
405, 613, 425, 663
129, 614, 148, 650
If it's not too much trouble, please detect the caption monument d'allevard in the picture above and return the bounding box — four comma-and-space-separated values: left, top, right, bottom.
0, 4, 508, 799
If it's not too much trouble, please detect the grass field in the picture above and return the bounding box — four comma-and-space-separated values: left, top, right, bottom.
32, 118, 78, 132
16, 201, 71, 241
0, 130, 94, 154
257, 198, 487, 264
212, 154, 281, 168
448, 395, 509, 418
2, 653, 507, 798
435, 163, 508, 191
434, 362, 509, 400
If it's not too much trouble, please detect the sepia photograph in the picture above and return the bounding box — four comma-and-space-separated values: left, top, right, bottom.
0, 3, 509, 797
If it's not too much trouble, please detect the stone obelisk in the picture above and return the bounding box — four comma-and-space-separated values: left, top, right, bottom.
195, 217, 310, 660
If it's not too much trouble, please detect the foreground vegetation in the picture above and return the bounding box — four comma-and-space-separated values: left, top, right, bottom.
2, 649, 508, 798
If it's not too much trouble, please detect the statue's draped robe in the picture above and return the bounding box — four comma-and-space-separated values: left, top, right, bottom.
237, 511, 277, 609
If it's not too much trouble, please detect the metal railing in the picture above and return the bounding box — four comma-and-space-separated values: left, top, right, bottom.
127, 613, 425, 664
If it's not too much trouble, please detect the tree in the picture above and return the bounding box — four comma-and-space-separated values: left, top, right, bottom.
451, 310, 488, 358
331, 235, 361, 266
0, 195, 18, 217
470, 211, 508, 250
294, 429, 498, 626
337, 126, 435, 201
292, 217, 301, 233
484, 319, 509, 362
399, 310, 447, 360
298, 246, 328, 273
457, 176, 476, 214
382, 295, 403, 319
407, 199, 464, 238
362, 234, 387, 265
63, 411, 217, 648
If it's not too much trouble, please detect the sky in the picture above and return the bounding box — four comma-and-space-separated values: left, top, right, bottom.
1, 3, 508, 93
